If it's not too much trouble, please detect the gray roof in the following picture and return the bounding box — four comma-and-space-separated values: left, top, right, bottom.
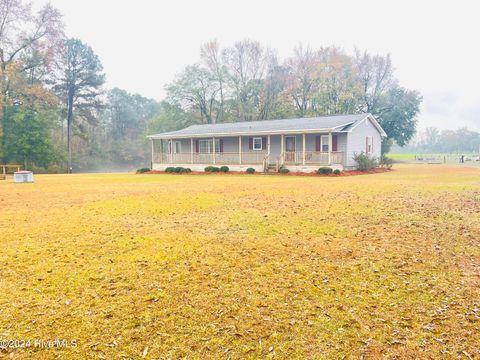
148, 113, 385, 139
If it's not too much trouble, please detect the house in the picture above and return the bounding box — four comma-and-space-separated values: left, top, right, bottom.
147, 113, 387, 172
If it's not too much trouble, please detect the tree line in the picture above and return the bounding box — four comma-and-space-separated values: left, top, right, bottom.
394, 127, 480, 154
0, 0, 423, 172
165, 40, 423, 153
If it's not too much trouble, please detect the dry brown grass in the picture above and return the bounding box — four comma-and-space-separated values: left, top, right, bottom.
0, 165, 479, 359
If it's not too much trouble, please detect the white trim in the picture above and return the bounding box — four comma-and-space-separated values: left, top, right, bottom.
346, 114, 387, 137
148, 127, 338, 140
285, 136, 296, 152
252, 137, 263, 151
320, 135, 330, 152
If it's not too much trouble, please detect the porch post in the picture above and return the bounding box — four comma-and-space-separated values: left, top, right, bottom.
302, 133, 306, 165
328, 132, 332, 165
239, 136, 242, 164
267, 135, 271, 161
212, 137, 216, 164
159, 139, 163, 163
190, 138, 194, 164
150, 138, 154, 168
169, 139, 172, 163
281, 135, 284, 164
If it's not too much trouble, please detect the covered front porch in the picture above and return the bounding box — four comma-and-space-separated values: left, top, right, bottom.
150, 132, 345, 172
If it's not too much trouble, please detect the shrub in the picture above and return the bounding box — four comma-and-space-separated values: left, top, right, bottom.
204, 166, 220, 173
220, 166, 229, 173
379, 154, 393, 169
317, 167, 333, 175
165, 167, 175, 173
179, 167, 191, 173
353, 152, 378, 171
279, 167, 290, 174
333, 169, 341, 175
136, 167, 150, 174
174, 167, 184, 173
184, 168, 192, 173
246, 167, 255, 174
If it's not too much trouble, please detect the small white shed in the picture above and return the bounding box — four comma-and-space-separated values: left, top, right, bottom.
14, 171, 34, 183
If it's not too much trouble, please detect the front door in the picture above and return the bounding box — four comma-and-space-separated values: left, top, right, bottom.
285, 136, 296, 162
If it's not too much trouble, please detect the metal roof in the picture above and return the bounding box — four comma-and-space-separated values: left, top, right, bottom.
148, 113, 385, 139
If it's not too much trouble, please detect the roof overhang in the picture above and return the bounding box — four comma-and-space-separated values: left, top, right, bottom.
344, 114, 387, 137
147, 127, 346, 140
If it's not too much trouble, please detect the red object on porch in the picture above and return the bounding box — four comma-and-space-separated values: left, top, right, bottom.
262, 137, 267, 150
248, 137, 253, 150
195, 140, 199, 153
332, 135, 338, 152
219, 139, 224, 152
315, 136, 320, 151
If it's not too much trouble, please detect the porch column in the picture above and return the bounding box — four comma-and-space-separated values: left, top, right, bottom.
239, 136, 242, 164
159, 139, 163, 163
302, 133, 306, 165
190, 138, 194, 164
169, 139, 172, 163
150, 138, 154, 168
280, 135, 284, 165
267, 135, 271, 161
212, 137, 216, 164
328, 133, 332, 165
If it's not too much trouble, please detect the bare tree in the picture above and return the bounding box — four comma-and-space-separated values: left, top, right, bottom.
201, 40, 227, 123
285, 44, 322, 117
222, 40, 276, 120
354, 49, 396, 114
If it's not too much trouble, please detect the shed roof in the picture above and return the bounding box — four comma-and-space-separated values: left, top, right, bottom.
147, 113, 386, 139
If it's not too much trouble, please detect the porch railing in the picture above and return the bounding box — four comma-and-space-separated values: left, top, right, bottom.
154, 151, 344, 166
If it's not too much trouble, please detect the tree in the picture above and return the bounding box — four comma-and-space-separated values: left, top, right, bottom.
376, 87, 422, 153
285, 45, 321, 117
3, 104, 62, 169
222, 40, 276, 120
167, 64, 220, 124
53, 38, 105, 171
0, 0, 63, 158
201, 40, 228, 122
104, 88, 161, 165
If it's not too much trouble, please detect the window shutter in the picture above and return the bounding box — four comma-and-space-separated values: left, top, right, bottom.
315, 136, 320, 152
219, 139, 224, 153
195, 140, 199, 153
262, 137, 267, 150
365, 137, 368, 153
248, 137, 253, 150
332, 135, 338, 152
371, 136, 373, 153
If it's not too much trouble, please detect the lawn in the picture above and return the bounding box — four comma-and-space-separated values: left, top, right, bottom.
0, 165, 479, 359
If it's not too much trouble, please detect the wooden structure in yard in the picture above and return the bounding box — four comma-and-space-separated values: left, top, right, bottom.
1, 164, 22, 180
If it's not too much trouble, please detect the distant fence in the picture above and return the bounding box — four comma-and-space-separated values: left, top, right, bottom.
397, 154, 480, 164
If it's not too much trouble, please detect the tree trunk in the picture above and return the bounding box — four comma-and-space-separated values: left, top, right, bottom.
67, 87, 74, 173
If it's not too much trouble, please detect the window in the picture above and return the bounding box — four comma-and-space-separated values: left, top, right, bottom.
199, 139, 220, 153
366, 136, 373, 154
253, 137, 263, 151
321, 135, 329, 152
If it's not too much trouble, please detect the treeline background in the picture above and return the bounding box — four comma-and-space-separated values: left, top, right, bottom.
1, 0, 476, 172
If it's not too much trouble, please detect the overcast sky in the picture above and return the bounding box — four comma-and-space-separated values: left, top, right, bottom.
39, 0, 479, 131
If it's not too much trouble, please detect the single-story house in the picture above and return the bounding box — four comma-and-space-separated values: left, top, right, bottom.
147, 113, 387, 172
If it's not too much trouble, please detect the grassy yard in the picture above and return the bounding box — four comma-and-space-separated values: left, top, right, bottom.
0, 165, 479, 359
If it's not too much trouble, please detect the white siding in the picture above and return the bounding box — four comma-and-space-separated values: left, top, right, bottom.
345, 118, 382, 168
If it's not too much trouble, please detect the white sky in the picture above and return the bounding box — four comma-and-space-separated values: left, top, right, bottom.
40, 0, 480, 131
